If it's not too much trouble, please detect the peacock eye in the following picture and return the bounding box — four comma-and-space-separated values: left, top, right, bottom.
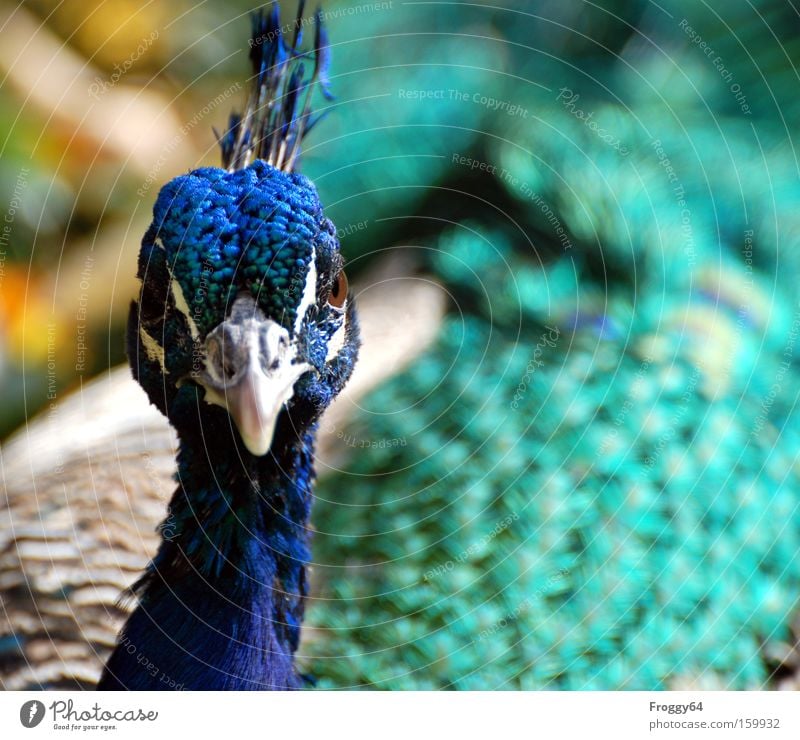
327, 269, 348, 309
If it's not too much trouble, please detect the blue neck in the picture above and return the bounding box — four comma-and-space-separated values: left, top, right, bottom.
98, 397, 316, 690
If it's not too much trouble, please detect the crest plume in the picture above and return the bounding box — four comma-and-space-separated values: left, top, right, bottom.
218, 1, 333, 173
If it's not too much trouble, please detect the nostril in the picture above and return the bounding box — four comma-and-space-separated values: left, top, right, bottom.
259, 325, 291, 371
207, 340, 222, 376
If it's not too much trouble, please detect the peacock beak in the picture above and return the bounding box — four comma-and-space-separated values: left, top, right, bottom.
222, 340, 308, 456
197, 294, 310, 456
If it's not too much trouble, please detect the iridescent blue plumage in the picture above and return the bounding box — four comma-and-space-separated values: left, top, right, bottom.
153, 162, 333, 334
98, 4, 358, 690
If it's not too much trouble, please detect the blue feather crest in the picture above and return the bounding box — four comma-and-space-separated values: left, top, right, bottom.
219, 1, 333, 173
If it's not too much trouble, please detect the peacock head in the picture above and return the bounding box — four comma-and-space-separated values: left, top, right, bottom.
131, 161, 356, 456
128, 6, 357, 458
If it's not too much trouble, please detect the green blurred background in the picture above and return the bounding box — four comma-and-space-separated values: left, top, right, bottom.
0, 0, 798, 437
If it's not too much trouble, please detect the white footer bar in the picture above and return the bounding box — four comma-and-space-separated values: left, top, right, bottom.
1, 690, 798, 739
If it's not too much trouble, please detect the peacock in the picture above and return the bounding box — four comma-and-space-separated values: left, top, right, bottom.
0, 4, 361, 691
95, 6, 363, 689
3, 0, 800, 691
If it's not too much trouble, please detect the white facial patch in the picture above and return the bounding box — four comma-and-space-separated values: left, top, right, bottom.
139, 326, 166, 373
170, 279, 200, 341
293, 248, 317, 336
325, 319, 347, 362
